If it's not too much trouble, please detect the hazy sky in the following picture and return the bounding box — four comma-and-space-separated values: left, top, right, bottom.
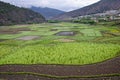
0, 0, 100, 11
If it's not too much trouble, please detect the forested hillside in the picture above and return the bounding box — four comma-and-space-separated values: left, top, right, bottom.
0, 1, 45, 25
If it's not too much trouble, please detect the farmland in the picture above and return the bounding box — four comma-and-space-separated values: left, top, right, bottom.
0, 22, 120, 65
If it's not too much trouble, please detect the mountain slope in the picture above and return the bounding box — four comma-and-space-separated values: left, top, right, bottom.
30, 6, 65, 19
0, 1, 45, 26
54, 0, 120, 20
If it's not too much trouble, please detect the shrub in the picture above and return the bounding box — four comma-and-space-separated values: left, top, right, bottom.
48, 20, 60, 23
72, 19, 96, 25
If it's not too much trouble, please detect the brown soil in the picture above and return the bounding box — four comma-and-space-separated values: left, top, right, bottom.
0, 39, 8, 42
50, 29, 58, 31
0, 27, 31, 34
55, 31, 77, 36
0, 56, 120, 80
16, 36, 40, 40
0, 74, 120, 80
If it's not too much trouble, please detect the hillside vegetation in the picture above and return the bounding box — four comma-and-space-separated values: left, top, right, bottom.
0, 1, 45, 26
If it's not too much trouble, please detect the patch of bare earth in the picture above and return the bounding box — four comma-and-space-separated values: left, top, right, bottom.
16, 36, 40, 40
0, 27, 31, 34
0, 56, 120, 80
0, 74, 120, 80
50, 29, 58, 31
55, 31, 77, 36
0, 39, 8, 42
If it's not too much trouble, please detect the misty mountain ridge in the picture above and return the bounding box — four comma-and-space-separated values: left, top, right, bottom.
30, 6, 65, 19
53, 0, 120, 20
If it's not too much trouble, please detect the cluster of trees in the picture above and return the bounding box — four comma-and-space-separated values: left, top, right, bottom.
72, 19, 96, 25
48, 20, 61, 23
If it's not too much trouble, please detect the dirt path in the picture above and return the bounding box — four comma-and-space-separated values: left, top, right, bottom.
0, 74, 120, 80
0, 56, 120, 80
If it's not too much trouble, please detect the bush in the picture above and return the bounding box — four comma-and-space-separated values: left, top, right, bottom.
48, 20, 60, 23
72, 19, 96, 25
112, 21, 120, 26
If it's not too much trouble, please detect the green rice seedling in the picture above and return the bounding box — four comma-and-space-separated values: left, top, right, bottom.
0, 22, 120, 65
0, 42, 120, 65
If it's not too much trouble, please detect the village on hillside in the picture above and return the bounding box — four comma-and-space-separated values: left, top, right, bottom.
74, 9, 120, 22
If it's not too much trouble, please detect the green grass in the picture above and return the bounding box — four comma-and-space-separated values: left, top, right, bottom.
80, 29, 102, 36
0, 22, 120, 65
0, 42, 120, 65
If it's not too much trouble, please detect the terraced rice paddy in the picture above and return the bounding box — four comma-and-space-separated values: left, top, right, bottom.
0, 22, 120, 65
